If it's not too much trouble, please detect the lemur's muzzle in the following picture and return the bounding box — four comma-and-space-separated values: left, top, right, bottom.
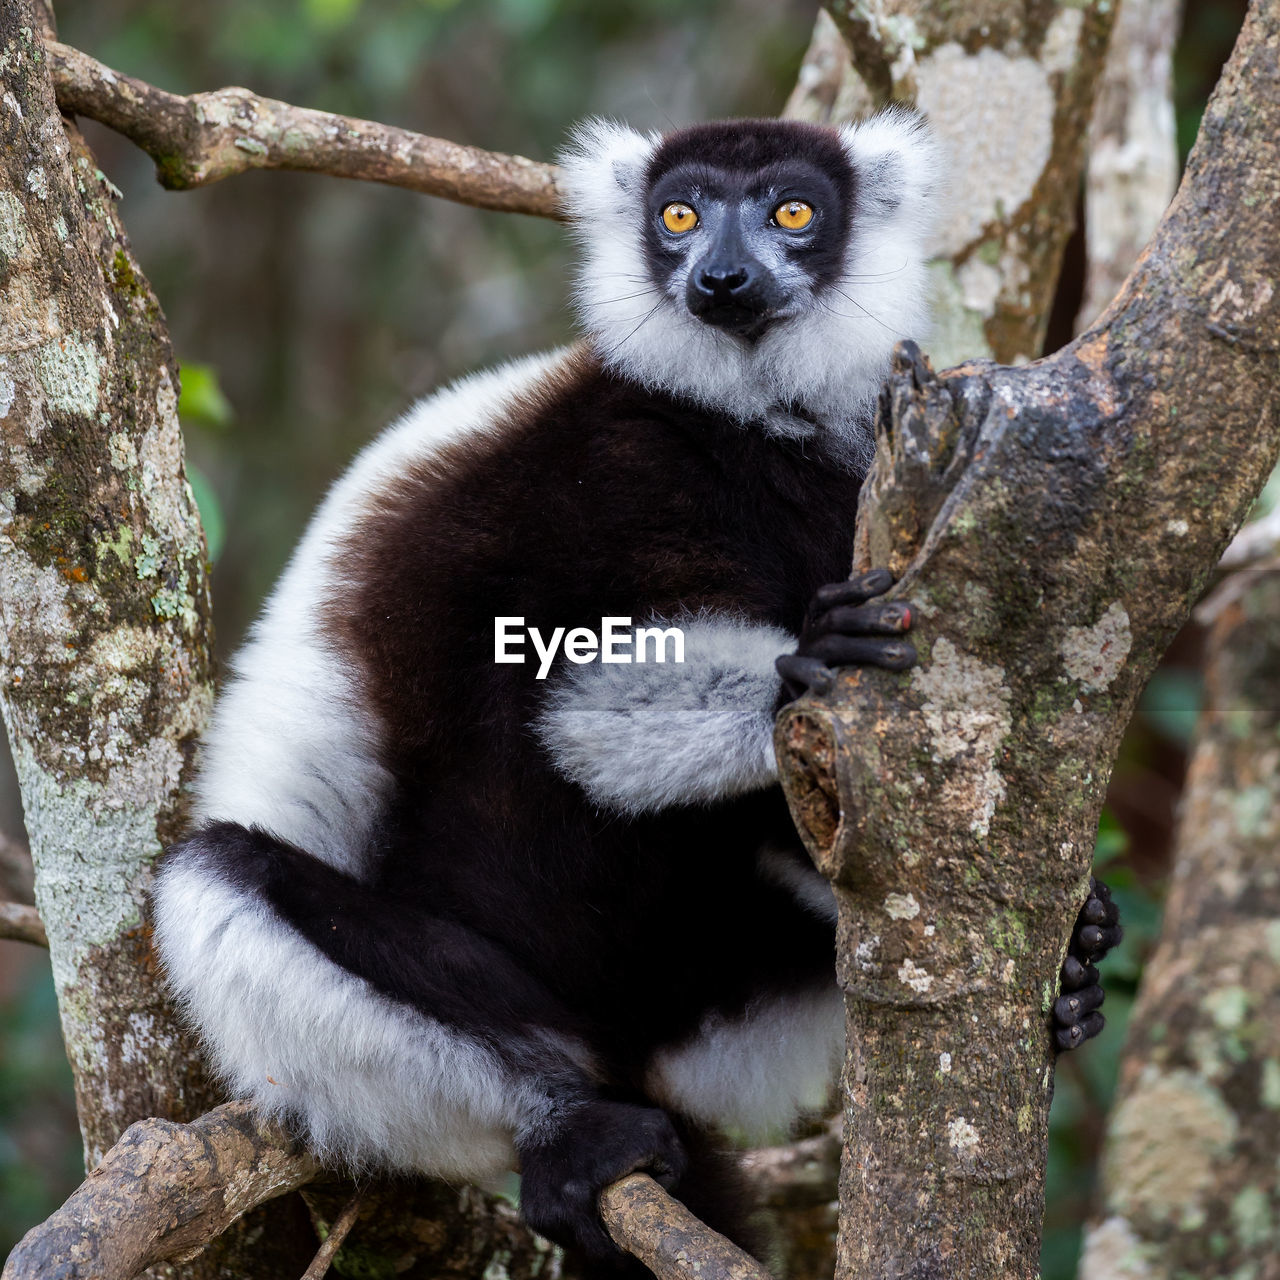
686, 262, 775, 337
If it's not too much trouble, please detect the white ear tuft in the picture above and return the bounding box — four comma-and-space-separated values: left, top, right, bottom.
556, 119, 660, 224
840, 107, 945, 237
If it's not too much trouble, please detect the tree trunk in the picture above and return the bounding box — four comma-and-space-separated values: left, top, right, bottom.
1075, 0, 1182, 335
785, 1, 1115, 366
775, 1, 1280, 1274
1078, 567, 1280, 1279
0, 3, 325, 1272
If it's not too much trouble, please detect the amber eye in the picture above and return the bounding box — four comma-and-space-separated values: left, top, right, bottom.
661, 202, 699, 234
774, 200, 814, 230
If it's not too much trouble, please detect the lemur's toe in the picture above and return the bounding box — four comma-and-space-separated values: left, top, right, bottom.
1055, 876, 1123, 1053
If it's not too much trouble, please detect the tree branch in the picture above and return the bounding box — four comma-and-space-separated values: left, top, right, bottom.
0, 899, 47, 947
600, 1176, 774, 1280
2, 1099, 774, 1280
0, 1102, 320, 1280
300, 1191, 363, 1280
1080, 569, 1280, 1275
46, 41, 563, 218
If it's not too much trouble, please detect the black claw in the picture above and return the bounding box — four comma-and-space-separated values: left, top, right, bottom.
776, 654, 835, 700
811, 570, 894, 612
1055, 1022, 1085, 1052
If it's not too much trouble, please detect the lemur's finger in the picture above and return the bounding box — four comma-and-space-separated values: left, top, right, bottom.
1055, 1011, 1105, 1053
1059, 956, 1100, 993
810, 569, 895, 611
810, 602, 913, 638
1054, 984, 1105, 1027
1076, 923, 1124, 958
802, 634, 916, 672
776, 654, 835, 696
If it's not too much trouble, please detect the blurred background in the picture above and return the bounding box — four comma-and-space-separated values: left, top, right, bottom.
0, 0, 1253, 1273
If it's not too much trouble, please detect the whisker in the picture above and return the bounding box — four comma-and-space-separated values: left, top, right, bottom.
834, 260, 910, 283
603, 298, 666, 361
821, 287, 900, 335
592, 289, 661, 306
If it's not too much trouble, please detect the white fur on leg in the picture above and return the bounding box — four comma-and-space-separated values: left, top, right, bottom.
645, 983, 845, 1144
152, 843, 559, 1181
534, 614, 794, 814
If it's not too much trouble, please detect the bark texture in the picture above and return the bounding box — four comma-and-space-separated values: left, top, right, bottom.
0, 0, 217, 1169
2, 1102, 320, 1278
785, 1, 1115, 366
775, 2, 1280, 1275
1078, 569, 1280, 1279
1075, 0, 1182, 334
47, 40, 561, 218
4, 1094, 760, 1280
0, 7, 326, 1274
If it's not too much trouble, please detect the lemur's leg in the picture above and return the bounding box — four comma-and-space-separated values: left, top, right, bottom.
775, 568, 915, 704
1054, 877, 1123, 1051
776, 576, 1124, 1052
154, 823, 685, 1259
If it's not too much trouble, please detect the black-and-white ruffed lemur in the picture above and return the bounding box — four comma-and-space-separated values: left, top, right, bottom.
153, 111, 1121, 1269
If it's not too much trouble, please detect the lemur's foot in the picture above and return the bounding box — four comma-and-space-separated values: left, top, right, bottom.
776, 569, 916, 704
518, 1099, 686, 1258
1054, 877, 1123, 1051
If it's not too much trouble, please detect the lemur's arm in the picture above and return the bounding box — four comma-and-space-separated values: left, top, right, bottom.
536, 574, 916, 816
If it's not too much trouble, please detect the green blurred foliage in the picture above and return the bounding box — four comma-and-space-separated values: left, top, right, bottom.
0, 951, 81, 1257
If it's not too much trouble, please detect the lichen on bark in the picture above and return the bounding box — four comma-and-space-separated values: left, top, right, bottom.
785, 0, 1116, 367
1080, 570, 1280, 1278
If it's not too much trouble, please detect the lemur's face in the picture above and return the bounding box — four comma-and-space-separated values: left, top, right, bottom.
640, 123, 856, 342
557, 112, 939, 449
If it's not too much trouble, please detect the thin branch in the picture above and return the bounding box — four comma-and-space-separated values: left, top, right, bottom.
300, 1191, 363, 1280
0, 899, 47, 948
600, 1175, 775, 1280
46, 41, 563, 219
0, 832, 35, 905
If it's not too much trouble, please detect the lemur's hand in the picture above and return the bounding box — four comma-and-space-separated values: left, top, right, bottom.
1054, 876, 1123, 1051
517, 1099, 687, 1259
776, 568, 916, 706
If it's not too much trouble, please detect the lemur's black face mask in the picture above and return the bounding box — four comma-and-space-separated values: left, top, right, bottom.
640, 123, 857, 342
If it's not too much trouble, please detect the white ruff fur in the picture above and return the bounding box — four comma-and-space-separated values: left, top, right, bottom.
535, 615, 794, 814
557, 110, 943, 468
194, 350, 572, 875
152, 853, 553, 1179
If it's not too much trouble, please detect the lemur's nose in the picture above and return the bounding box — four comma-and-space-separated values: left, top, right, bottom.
695, 265, 751, 300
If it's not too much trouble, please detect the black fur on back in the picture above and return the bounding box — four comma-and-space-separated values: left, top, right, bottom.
302, 347, 861, 1079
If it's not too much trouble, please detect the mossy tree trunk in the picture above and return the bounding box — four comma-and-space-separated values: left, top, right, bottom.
0, 2, 324, 1273
1078, 568, 1280, 1279
775, 2, 1280, 1275
785, 0, 1115, 367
